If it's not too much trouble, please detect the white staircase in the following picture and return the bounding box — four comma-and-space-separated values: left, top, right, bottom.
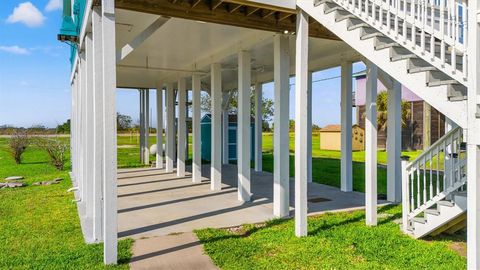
401, 126, 467, 238
297, 0, 468, 127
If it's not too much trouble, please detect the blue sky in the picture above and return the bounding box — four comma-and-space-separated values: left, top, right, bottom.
0, 1, 364, 128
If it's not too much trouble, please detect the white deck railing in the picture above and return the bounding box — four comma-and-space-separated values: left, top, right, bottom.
332, 0, 469, 83
401, 126, 466, 231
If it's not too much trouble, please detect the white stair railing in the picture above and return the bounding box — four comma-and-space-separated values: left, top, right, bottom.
401, 126, 466, 232
330, 0, 469, 84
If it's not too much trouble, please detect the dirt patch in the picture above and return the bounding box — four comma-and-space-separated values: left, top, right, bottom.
448, 242, 467, 257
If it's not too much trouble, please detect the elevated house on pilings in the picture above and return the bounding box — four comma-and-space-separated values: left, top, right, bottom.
59, 0, 480, 267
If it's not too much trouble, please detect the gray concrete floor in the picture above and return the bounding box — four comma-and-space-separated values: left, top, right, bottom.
117, 164, 377, 239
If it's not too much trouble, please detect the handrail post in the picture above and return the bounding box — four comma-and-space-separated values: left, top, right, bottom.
401, 156, 410, 233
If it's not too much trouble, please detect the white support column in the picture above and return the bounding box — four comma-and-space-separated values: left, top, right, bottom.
341, 62, 353, 192
139, 89, 145, 164
365, 61, 378, 226
85, 32, 95, 237
254, 82, 263, 172
237, 51, 252, 202
307, 71, 313, 183
80, 51, 87, 203
165, 83, 175, 173
92, 5, 104, 242
156, 84, 164, 169
177, 78, 187, 177
466, 2, 480, 268
295, 11, 309, 237
101, 0, 118, 264
192, 74, 202, 183
273, 34, 290, 218
144, 90, 150, 165
222, 92, 230, 165
70, 76, 76, 180
387, 80, 402, 203
211, 63, 222, 191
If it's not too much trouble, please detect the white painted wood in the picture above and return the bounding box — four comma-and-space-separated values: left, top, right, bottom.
307, 71, 312, 183
85, 32, 95, 239
297, 0, 467, 128
222, 92, 230, 165
341, 61, 353, 192
144, 90, 150, 165
365, 61, 378, 226
156, 84, 164, 169
254, 82, 263, 172
401, 158, 410, 233
117, 17, 169, 62
165, 83, 175, 173
467, 2, 480, 268
387, 80, 402, 203
192, 74, 202, 183
101, 0, 117, 264
273, 34, 290, 218
80, 51, 86, 203
139, 90, 145, 164
92, 5, 103, 242
211, 63, 222, 191
295, 11, 309, 237
237, 51, 252, 202
177, 78, 186, 177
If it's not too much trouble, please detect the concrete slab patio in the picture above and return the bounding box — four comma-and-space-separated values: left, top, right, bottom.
118, 164, 380, 239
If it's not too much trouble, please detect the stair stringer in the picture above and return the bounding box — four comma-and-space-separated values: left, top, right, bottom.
411, 193, 467, 238
297, 0, 467, 128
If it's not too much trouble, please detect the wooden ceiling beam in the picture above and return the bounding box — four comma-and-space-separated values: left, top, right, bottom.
191, 0, 202, 8
261, 9, 276, 19
277, 12, 293, 22
211, 0, 223, 10
227, 3, 242, 13
115, 0, 339, 40
246, 7, 260, 17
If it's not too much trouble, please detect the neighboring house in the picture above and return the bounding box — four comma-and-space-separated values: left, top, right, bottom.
320, 124, 365, 151
354, 72, 445, 150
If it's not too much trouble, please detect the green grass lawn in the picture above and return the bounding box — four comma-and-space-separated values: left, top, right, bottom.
117, 133, 422, 195
196, 205, 466, 270
0, 138, 132, 269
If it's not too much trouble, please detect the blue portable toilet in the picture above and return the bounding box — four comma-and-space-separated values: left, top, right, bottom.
200, 114, 255, 162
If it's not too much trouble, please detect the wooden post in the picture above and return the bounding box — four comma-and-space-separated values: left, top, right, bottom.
294, 10, 309, 237
365, 61, 378, 226
165, 83, 175, 173
177, 78, 186, 177
387, 80, 402, 202
401, 157, 410, 233
237, 50, 252, 202
192, 74, 202, 183
211, 63, 222, 191
254, 82, 263, 172
341, 61, 353, 192
273, 34, 290, 218
101, 0, 118, 264
156, 84, 164, 169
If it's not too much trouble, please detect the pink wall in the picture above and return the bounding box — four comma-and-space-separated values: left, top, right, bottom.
354, 75, 421, 106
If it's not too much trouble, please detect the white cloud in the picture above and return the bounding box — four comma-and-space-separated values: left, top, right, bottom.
6, 2, 46, 27
45, 0, 62, 12
0, 45, 30, 55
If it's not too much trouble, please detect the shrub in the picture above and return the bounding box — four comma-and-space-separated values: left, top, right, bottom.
8, 130, 29, 164
35, 137, 68, 170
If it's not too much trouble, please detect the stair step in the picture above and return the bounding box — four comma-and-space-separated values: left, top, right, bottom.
407, 58, 437, 74
427, 70, 458, 86
347, 18, 370, 31
413, 217, 427, 224
390, 46, 418, 62
324, 3, 343, 14
314, 0, 331, 7
374, 36, 399, 50
335, 10, 356, 22
447, 84, 467, 101
360, 27, 384, 40
437, 200, 455, 207
425, 209, 440, 216
454, 191, 467, 198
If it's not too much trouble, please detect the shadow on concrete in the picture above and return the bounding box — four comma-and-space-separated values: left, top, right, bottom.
118, 182, 210, 198
118, 188, 237, 214
118, 199, 272, 238
117, 176, 193, 187
129, 240, 202, 263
